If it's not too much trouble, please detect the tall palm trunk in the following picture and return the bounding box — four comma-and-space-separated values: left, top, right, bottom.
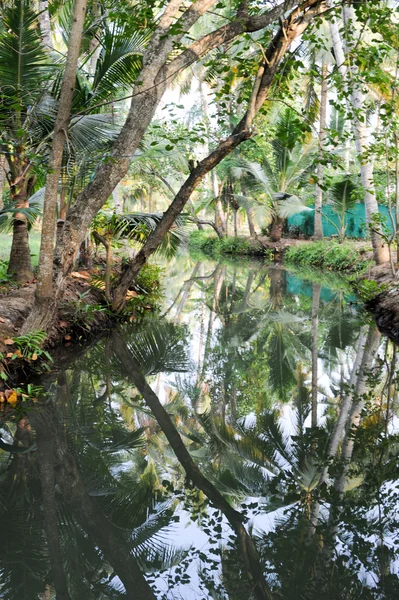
242, 182, 256, 237
38, 0, 54, 52
7, 191, 33, 282
23, 0, 88, 333
328, 3, 389, 264
314, 64, 328, 239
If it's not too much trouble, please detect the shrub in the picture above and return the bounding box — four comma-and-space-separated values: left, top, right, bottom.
188, 231, 266, 258
284, 241, 372, 274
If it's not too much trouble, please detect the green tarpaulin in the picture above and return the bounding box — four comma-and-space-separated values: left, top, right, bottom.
287, 203, 395, 238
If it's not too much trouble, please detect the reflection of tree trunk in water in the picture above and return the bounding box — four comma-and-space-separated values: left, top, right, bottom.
35, 423, 71, 600
31, 381, 156, 600
162, 262, 201, 318
231, 268, 237, 305
319, 327, 381, 569
307, 325, 369, 539
174, 263, 201, 322
197, 264, 206, 379
239, 270, 255, 312
333, 327, 381, 493
269, 267, 286, 307
202, 266, 226, 377
311, 284, 321, 428
112, 331, 273, 600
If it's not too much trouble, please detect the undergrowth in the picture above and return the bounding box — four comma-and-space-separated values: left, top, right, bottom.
284, 241, 373, 274
188, 231, 270, 258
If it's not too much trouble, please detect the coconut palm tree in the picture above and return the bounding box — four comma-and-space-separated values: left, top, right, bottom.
231, 109, 316, 242
0, 0, 148, 282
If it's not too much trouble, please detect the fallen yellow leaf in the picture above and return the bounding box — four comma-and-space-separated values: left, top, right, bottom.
7, 391, 18, 406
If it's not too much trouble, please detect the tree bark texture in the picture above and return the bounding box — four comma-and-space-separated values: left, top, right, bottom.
0, 154, 7, 210
7, 192, 33, 282
269, 216, 283, 242
37, 0, 88, 298
314, 63, 328, 239
38, 0, 54, 52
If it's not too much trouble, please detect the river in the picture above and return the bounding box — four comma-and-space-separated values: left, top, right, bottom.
0, 254, 398, 599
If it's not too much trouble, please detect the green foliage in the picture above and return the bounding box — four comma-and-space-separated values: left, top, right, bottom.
126, 263, 164, 312
60, 290, 110, 332
284, 241, 373, 274
188, 231, 267, 258
11, 330, 52, 363
356, 278, 389, 302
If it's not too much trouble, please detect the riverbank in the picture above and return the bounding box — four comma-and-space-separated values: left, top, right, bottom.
0, 261, 162, 379
189, 231, 399, 341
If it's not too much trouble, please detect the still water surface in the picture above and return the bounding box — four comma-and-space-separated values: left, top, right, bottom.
1, 255, 398, 599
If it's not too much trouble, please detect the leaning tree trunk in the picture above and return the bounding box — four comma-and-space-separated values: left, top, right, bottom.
328, 2, 389, 264
108, 3, 324, 312
7, 192, 34, 282
269, 216, 283, 242
314, 63, 328, 239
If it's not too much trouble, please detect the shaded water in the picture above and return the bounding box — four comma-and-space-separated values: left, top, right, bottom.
1, 255, 399, 599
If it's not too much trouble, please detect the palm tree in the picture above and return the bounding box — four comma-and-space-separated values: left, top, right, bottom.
0, 0, 54, 281
328, 176, 359, 240
0, 1, 148, 282
232, 109, 316, 242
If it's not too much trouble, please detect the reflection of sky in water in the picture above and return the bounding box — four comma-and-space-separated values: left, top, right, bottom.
119, 255, 395, 597
3, 254, 396, 599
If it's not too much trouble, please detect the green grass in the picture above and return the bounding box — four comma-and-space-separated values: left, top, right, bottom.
284, 240, 373, 274
0, 230, 41, 265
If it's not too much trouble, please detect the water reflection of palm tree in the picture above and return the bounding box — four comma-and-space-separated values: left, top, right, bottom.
111, 327, 273, 600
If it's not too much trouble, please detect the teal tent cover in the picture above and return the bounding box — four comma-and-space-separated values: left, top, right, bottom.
287, 204, 395, 238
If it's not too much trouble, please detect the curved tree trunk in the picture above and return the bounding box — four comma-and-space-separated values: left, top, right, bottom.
314, 63, 328, 240
7, 192, 33, 282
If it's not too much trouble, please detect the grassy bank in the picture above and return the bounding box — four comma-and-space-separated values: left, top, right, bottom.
283, 240, 373, 274
188, 231, 271, 259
